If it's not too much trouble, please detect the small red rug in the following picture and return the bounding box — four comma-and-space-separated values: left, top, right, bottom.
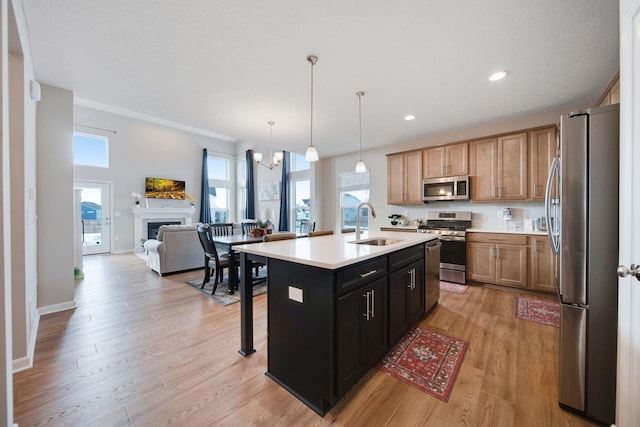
514, 296, 560, 327
440, 281, 468, 294
377, 327, 468, 402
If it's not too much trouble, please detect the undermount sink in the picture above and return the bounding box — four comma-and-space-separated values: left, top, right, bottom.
350, 238, 402, 246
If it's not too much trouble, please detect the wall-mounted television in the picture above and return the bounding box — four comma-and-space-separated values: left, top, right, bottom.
145, 177, 186, 200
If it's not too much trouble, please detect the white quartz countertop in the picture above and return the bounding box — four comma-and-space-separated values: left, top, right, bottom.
466, 228, 548, 236
234, 231, 438, 270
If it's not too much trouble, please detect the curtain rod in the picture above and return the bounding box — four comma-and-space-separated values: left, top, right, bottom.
74, 123, 117, 134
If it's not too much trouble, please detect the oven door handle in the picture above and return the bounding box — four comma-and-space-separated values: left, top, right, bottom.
438, 236, 466, 242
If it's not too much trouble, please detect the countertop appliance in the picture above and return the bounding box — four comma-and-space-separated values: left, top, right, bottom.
418, 211, 472, 284
422, 175, 470, 202
425, 239, 442, 312
545, 104, 619, 425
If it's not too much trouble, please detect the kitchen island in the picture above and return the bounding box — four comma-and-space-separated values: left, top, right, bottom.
234, 231, 438, 415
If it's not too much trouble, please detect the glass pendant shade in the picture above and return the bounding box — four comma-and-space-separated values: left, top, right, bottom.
355, 159, 367, 173
253, 152, 263, 163
274, 151, 283, 162
305, 145, 319, 162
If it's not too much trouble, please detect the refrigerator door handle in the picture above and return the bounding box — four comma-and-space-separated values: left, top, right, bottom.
545, 157, 560, 255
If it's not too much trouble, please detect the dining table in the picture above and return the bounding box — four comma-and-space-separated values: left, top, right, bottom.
211, 234, 266, 294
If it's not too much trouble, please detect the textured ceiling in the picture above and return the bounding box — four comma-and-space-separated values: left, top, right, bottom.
20, 0, 619, 157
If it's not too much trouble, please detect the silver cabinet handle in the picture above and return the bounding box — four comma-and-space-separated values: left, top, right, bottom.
359, 269, 377, 278
363, 291, 370, 320
617, 264, 640, 281
371, 289, 375, 318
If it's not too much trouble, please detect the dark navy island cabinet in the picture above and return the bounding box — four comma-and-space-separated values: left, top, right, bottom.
265, 244, 426, 416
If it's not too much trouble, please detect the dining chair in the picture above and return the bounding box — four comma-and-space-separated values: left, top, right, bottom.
263, 232, 297, 242
241, 220, 260, 235
196, 224, 233, 294
210, 222, 234, 236
309, 230, 334, 237
299, 220, 315, 235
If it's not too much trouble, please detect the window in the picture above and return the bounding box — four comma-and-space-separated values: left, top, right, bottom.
290, 153, 311, 232
73, 132, 109, 167
340, 172, 370, 230
207, 154, 232, 223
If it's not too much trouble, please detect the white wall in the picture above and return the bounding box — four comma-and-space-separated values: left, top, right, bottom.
36, 84, 75, 311
73, 106, 237, 252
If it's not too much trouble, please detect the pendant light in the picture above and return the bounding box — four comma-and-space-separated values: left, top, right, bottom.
305, 55, 319, 162
355, 91, 367, 173
254, 121, 282, 170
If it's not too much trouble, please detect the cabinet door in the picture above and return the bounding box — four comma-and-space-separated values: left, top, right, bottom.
388, 267, 411, 345
495, 244, 528, 288
423, 146, 446, 178
364, 278, 388, 367
530, 236, 556, 293
445, 142, 469, 176
336, 286, 367, 397
404, 151, 423, 203
407, 260, 425, 324
467, 241, 496, 282
387, 153, 405, 204
470, 138, 498, 201
497, 132, 528, 200
336, 277, 387, 397
529, 127, 556, 200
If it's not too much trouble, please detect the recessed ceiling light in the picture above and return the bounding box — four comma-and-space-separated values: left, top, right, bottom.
404, 115, 416, 121
489, 70, 509, 81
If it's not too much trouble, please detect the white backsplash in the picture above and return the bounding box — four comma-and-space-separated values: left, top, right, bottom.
383, 200, 545, 230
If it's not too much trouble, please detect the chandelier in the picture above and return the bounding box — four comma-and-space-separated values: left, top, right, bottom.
254, 121, 283, 169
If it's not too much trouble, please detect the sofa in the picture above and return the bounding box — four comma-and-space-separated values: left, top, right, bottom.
143, 224, 204, 276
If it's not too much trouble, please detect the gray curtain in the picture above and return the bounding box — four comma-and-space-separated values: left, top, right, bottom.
199, 148, 212, 223
246, 149, 255, 219
278, 151, 290, 231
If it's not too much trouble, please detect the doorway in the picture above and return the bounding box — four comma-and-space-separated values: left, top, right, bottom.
76, 180, 111, 255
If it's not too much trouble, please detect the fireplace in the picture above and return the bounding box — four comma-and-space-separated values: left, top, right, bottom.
132, 207, 195, 252
147, 221, 181, 240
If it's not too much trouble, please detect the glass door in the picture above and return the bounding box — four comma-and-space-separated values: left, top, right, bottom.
76, 180, 111, 255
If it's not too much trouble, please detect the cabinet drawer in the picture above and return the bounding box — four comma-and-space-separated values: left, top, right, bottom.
389, 244, 424, 271
467, 233, 527, 245
336, 257, 387, 296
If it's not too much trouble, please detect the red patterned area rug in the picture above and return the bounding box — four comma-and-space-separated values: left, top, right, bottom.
440, 281, 468, 294
515, 296, 560, 327
377, 327, 468, 402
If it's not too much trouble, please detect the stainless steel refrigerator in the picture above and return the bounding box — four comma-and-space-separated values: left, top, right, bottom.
545, 104, 619, 425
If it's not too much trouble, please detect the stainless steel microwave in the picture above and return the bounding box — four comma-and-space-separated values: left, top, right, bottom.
422, 175, 470, 202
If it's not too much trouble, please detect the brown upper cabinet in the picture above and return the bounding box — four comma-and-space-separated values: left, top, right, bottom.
387, 150, 423, 204
529, 126, 557, 200
470, 132, 528, 201
422, 142, 468, 178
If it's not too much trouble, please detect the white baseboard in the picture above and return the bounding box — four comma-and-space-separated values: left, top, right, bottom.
12, 356, 31, 373
38, 299, 77, 316
12, 312, 40, 373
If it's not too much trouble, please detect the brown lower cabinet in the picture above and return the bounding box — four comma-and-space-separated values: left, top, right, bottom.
467, 232, 554, 293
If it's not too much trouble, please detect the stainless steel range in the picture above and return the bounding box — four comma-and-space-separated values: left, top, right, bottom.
418, 211, 472, 284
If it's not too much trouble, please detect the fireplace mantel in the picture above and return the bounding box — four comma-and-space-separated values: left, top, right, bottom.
132, 207, 196, 252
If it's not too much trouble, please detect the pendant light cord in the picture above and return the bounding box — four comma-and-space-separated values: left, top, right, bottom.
358, 92, 363, 159
309, 59, 314, 148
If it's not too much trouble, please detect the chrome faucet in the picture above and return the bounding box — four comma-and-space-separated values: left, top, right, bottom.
355, 202, 376, 241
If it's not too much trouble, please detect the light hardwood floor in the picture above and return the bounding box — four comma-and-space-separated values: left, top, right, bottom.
14, 253, 599, 426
